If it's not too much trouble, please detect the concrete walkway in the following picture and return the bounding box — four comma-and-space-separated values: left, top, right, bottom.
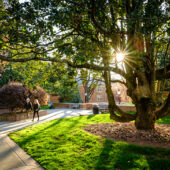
0, 135, 42, 170
0, 109, 93, 135
0, 109, 93, 170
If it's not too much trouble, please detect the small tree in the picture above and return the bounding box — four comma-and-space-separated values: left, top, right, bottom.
31, 86, 48, 106
0, 82, 31, 111
0, 82, 48, 112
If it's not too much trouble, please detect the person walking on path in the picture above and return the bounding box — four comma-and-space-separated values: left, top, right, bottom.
32, 99, 40, 121
25, 98, 33, 119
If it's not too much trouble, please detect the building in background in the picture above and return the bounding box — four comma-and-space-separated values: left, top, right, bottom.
79, 82, 131, 103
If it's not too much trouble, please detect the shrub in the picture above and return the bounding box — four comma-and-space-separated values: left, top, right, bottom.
0, 81, 48, 112
31, 87, 48, 106
0, 82, 30, 111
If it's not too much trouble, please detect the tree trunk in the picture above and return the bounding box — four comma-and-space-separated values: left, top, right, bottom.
85, 95, 88, 103
135, 98, 156, 130
156, 93, 170, 119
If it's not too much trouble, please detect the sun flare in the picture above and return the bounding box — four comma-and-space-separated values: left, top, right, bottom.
116, 52, 125, 62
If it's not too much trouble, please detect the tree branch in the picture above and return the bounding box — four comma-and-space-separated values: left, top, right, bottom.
155, 93, 170, 119
0, 54, 128, 80
156, 63, 170, 80
89, 0, 110, 36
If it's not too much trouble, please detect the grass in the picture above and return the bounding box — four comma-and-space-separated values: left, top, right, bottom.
9, 114, 170, 170
40, 105, 50, 110
40, 105, 55, 110
156, 114, 170, 124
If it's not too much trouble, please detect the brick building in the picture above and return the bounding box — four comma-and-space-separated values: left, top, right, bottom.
79, 82, 131, 103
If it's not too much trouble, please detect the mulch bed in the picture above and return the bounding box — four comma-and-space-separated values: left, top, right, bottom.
84, 122, 170, 149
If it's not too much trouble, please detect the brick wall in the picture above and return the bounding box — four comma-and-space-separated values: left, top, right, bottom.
53, 103, 93, 110
79, 85, 108, 103
111, 83, 131, 103
79, 103, 93, 110
53, 103, 71, 108
0, 110, 47, 121
49, 95, 60, 103
50, 103, 136, 111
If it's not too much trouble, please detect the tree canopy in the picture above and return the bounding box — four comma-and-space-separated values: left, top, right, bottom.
0, 61, 81, 102
0, 0, 169, 129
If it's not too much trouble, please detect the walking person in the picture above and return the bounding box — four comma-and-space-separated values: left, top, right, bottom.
25, 98, 33, 119
32, 99, 40, 121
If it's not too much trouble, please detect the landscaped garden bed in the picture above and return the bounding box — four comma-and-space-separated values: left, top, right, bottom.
9, 114, 170, 170
84, 122, 170, 149
0, 110, 47, 121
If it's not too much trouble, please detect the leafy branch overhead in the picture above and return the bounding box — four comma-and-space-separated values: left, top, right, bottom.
0, 0, 169, 130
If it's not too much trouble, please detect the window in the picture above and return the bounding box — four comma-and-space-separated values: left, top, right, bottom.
97, 87, 102, 92
97, 95, 102, 102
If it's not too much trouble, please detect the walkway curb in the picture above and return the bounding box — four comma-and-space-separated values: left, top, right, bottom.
0, 135, 43, 170
0, 109, 93, 170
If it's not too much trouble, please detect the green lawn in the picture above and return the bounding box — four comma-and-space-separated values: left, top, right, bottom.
9, 114, 170, 170
40, 105, 55, 110
156, 114, 170, 124
40, 105, 50, 110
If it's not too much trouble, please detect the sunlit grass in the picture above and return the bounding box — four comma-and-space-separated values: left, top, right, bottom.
9, 114, 170, 170
157, 114, 170, 124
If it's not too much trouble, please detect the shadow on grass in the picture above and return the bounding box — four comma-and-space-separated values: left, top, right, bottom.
10, 114, 170, 169
86, 115, 96, 119
16, 118, 64, 147
95, 139, 170, 170
15, 116, 84, 148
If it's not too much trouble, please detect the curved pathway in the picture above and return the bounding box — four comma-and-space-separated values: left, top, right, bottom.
0, 109, 93, 170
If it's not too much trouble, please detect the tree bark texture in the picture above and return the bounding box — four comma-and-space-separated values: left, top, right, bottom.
135, 98, 156, 130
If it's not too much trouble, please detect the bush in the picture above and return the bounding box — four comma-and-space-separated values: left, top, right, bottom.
58, 92, 82, 103
0, 81, 48, 112
31, 87, 48, 106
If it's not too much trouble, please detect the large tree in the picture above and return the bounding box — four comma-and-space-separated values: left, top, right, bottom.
0, 0, 169, 130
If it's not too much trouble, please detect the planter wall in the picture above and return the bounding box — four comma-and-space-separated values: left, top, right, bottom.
53, 103, 137, 111
53, 103, 71, 108
0, 110, 47, 121
53, 103, 93, 110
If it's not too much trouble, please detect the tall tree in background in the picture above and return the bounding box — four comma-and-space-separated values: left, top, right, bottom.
0, 0, 169, 130
79, 69, 101, 103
